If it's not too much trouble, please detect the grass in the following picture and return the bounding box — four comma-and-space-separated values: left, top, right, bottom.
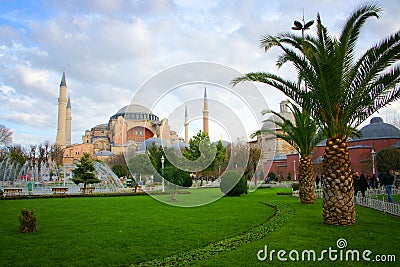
1, 188, 399, 266
371, 193, 399, 203
0, 189, 272, 266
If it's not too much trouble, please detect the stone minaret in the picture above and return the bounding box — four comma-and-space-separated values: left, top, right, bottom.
56, 72, 67, 147
66, 95, 72, 146
184, 105, 189, 142
202, 86, 209, 134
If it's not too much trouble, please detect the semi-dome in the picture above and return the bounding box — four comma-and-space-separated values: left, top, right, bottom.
261, 112, 295, 131
92, 123, 108, 130
261, 100, 295, 131
357, 117, 400, 140
136, 137, 163, 152
172, 141, 189, 150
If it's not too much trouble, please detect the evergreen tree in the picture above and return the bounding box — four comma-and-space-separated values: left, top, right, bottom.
72, 153, 100, 190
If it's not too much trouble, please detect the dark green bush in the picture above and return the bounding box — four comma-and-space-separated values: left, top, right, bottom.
163, 165, 192, 188
19, 208, 37, 233
291, 183, 299, 191
268, 171, 276, 181
220, 170, 248, 196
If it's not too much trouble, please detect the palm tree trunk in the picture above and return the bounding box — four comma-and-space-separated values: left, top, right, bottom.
298, 156, 316, 204
322, 136, 356, 225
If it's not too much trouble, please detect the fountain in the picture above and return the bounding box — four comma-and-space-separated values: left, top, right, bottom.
94, 161, 124, 188
0, 157, 124, 195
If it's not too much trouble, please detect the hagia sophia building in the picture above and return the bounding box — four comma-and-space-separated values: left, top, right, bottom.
55, 72, 209, 166
56, 72, 400, 177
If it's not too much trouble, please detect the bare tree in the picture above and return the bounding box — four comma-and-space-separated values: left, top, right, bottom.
0, 124, 13, 146
49, 144, 63, 165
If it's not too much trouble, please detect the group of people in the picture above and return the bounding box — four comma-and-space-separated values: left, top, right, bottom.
353, 171, 396, 203
314, 171, 396, 203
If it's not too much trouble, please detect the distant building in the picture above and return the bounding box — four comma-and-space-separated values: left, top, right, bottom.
55, 72, 72, 148
63, 143, 93, 165
261, 116, 400, 180
60, 84, 210, 165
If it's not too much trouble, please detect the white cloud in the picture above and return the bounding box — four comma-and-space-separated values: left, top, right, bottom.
0, 0, 399, 145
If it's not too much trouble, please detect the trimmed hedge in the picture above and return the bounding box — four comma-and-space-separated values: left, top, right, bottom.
133, 202, 293, 266
276, 192, 292, 195
220, 170, 248, 196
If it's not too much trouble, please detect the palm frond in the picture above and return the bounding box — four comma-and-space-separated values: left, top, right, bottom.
255, 101, 324, 156
340, 3, 382, 73
231, 72, 305, 104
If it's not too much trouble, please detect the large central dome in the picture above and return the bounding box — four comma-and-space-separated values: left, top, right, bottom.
116, 104, 151, 114
110, 104, 159, 121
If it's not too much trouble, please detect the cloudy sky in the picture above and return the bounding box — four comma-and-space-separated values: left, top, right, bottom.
1, 0, 399, 145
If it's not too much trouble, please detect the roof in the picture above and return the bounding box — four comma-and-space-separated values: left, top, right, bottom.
92, 123, 109, 130
94, 150, 113, 156
116, 104, 151, 114
111, 104, 159, 121
60, 72, 66, 87
66, 96, 71, 108
356, 117, 400, 140
261, 112, 295, 131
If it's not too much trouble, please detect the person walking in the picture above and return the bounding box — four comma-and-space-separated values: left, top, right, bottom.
359, 173, 369, 197
315, 175, 320, 189
353, 172, 360, 196
370, 174, 378, 189
381, 170, 395, 203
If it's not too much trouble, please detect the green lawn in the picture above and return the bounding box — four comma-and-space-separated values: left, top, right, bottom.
372, 193, 400, 203
0, 189, 272, 266
1, 188, 399, 266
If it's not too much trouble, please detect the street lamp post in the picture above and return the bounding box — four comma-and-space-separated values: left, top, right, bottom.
291, 10, 314, 39
371, 149, 376, 176
161, 155, 165, 192
293, 160, 297, 181
292, 10, 314, 92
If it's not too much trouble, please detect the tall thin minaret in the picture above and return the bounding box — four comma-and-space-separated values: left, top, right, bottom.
184, 105, 189, 142
202, 85, 209, 134
56, 72, 67, 147
66, 95, 72, 146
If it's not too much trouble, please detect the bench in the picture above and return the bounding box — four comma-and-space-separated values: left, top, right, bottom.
3, 188, 23, 197
51, 187, 69, 194
80, 187, 95, 194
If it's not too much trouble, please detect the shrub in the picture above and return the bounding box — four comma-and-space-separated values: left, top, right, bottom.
291, 183, 299, 191
268, 171, 276, 181
163, 165, 192, 188
220, 170, 248, 196
19, 208, 37, 233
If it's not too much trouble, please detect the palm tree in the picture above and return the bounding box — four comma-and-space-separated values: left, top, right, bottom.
252, 101, 324, 204
233, 3, 400, 225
